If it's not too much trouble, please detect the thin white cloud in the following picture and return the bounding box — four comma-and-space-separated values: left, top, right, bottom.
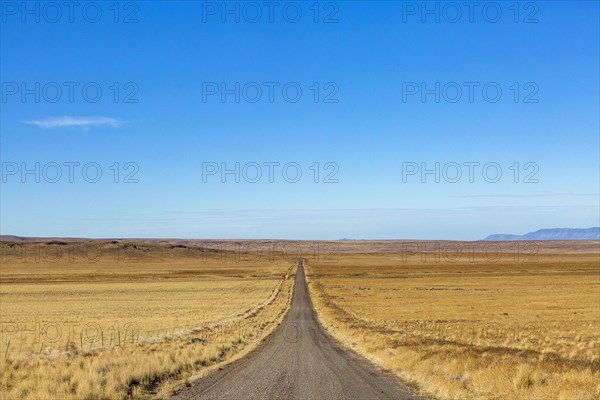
23, 116, 123, 129
450, 193, 599, 198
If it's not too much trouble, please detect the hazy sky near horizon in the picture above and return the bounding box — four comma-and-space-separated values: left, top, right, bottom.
1, 1, 599, 240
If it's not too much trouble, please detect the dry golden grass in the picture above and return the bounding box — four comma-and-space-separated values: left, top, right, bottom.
0, 241, 296, 399
306, 241, 600, 400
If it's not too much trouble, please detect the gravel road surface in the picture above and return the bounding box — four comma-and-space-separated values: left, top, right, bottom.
171, 260, 422, 400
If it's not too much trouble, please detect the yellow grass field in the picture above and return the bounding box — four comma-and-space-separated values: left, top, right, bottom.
306, 241, 600, 400
0, 240, 296, 399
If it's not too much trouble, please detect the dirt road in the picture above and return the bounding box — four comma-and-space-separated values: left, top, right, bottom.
171, 260, 422, 400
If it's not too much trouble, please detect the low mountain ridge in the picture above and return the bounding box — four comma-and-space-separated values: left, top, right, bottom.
484, 227, 600, 241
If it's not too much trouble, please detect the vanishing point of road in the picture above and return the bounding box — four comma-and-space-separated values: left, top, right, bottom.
171, 259, 422, 400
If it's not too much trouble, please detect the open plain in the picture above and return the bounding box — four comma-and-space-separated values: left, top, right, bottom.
0, 239, 598, 399
306, 240, 600, 399
0, 240, 295, 399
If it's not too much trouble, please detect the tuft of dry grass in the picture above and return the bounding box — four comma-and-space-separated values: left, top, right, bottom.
306, 242, 600, 400
0, 241, 296, 399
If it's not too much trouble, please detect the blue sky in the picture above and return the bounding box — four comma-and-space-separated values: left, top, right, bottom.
1, 1, 598, 239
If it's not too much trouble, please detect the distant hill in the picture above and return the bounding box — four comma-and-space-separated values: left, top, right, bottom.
0, 235, 90, 242
0, 235, 36, 241
484, 227, 600, 241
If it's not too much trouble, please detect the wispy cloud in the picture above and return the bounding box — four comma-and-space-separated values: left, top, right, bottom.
449, 193, 599, 198
23, 116, 123, 130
